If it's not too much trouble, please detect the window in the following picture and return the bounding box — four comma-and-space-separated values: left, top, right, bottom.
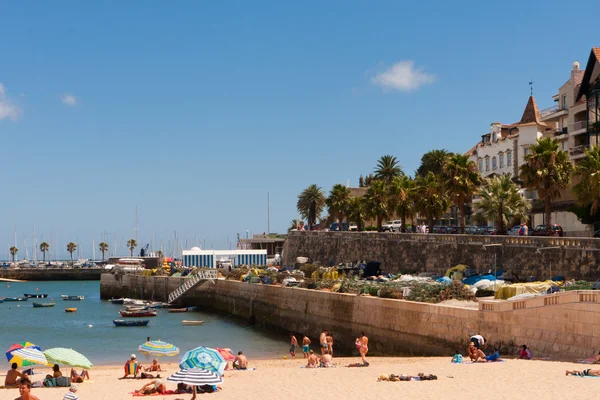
562, 94, 567, 110
499, 152, 504, 168
492, 157, 497, 170
507, 151, 512, 167
478, 158, 483, 172
485, 157, 490, 172
523, 147, 529, 157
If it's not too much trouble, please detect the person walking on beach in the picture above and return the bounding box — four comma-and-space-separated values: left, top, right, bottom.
356, 332, 369, 365
326, 333, 334, 357
302, 335, 311, 358
289, 333, 298, 359
320, 330, 328, 355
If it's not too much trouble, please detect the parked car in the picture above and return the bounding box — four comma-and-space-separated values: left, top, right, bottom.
382, 221, 394, 232
446, 226, 460, 234
348, 222, 358, 231
484, 227, 498, 235
390, 220, 403, 232
465, 226, 478, 234
431, 225, 443, 234
531, 224, 564, 237
329, 222, 349, 231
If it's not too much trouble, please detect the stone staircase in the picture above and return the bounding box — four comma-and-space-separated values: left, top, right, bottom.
168, 269, 218, 304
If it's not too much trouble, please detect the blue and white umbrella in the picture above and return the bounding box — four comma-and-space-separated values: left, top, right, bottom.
167, 368, 223, 385
179, 346, 226, 375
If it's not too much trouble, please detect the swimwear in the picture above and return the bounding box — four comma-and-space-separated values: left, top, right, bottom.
485, 352, 500, 362
322, 343, 328, 349
290, 345, 296, 353
303, 345, 309, 353
584, 369, 591, 376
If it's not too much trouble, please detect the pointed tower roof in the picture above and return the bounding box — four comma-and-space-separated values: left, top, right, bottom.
576, 48, 600, 102
519, 96, 541, 125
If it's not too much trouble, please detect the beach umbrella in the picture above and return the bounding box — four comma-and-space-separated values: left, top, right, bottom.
9, 348, 48, 366
139, 340, 180, 357
168, 368, 223, 398
6, 342, 41, 366
179, 346, 226, 375
43, 348, 93, 369
216, 348, 236, 362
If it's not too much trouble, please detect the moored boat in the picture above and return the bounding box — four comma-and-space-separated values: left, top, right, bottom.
113, 319, 150, 327
4, 297, 28, 302
123, 298, 146, 306
168, 308, 188, 313
119, 310, 157, 318
24, 293, 48, 298
33, 302, 55, 308
110, 298, 124, 304
125, 305, 149, 311
181, 320, 204, 326
61, 295, 84, 301
65, 308, 77, 313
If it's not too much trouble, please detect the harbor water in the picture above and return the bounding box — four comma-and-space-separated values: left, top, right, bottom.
0, 280, 288, 365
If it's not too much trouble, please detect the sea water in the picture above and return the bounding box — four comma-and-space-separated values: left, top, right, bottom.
0, 280, 287, 365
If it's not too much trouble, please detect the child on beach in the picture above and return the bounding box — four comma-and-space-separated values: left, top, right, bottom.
289, 333, 298, 359
302, 335, 311, 359
451, 350, 463, 364
519, 345, 533, 360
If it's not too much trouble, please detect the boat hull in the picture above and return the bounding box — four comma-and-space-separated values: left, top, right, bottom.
33, 302, 55, 308
119, 310, 157, 318
110, 298, 124, 304
65, 308, 77, 313
181, 320, 204, 326
24, 293, 48, 298
168, 308, 188, 313
4, 297, 28, 302
113, 319, 150, 327
62, 295, 84, 301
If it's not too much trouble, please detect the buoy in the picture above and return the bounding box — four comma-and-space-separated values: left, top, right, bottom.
88, 325, 93, 328
36, 288, 39, 291
17, 305, 20, 307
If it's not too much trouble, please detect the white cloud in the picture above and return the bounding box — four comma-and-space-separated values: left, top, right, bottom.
61, 93, 77, 106
0, 83, 22, 121
371, 61, 436, 92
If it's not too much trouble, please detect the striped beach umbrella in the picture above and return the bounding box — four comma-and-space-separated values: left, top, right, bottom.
43, 348, 93, 369
9, 348, 48, 366
6, 342, 41, 367
167, 368, 223, 385
179, 346, 226, 375
139, 340, 180, 357
216, 348, 236, 362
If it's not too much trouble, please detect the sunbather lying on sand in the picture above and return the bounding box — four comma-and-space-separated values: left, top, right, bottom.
70, 368, 90, 382
378, 373, 437, 381
566, 369, 600, 377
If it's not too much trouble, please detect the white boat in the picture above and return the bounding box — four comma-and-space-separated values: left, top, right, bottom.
123, 298, 146, 306
181, 320, 204, 326
61, 295, 84, 301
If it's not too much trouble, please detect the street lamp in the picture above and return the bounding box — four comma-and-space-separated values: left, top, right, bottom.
483, 243, 503, 291
536, 246, 560, 281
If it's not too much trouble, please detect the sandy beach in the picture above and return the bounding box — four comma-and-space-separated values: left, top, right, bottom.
2, 357, 598, 400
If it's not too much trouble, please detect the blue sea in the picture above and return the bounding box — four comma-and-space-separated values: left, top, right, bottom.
0, 281, 287, 365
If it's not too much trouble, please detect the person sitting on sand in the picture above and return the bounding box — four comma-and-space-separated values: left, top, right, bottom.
302, 335, 311, 359
136, 378, 166, 395
519, 345, 533, 360
233, 351, 248, 370
14, 378, 40, 400
320, 350, 333, 368
468, 342, 487, 362
469, 334, 485, 349
451, 349, 463, 364
122, 354, 141, 379
307, 350, 319, 368
63, 383, 80, 400
145, 359, 162, 372
5, 363, 25, 387
70, 368, 90, 383
174, 382, 192, 394
484, 347, 500, 362
46, 364, 62, 379
566, 368, 600, 377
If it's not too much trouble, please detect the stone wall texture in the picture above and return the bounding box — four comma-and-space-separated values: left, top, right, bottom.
101, 274, 600, 360
283, 232, 600, 280
0, 268, 103, 281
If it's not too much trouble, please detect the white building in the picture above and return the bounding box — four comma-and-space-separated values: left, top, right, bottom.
182, 246, 268, 268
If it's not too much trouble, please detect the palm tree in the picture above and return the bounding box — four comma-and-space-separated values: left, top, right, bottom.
66, 242, 77, 266
297, 184, 326, 230
99, 242, 109, 261
364, 180, 389, 231
39, 242, 49, 262
574, 146, 600, 216
127, 239, 137, 257
326, 184, 351, 230
475, 175, 531, 234
346, 197, 366, 231
374, 155, 403, 183
414, 171, 450, 229
416, 149, 452, 177
9, 246, 18, 262
157, 250, 164, 259
388, 175, 414, 232
443, 154, 483, 233
519, 138, 573, 230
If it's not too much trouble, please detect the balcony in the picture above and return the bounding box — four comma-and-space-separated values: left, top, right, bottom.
540, 105, 568, 121
570, 120, 587, 136
570, 145, 589, 160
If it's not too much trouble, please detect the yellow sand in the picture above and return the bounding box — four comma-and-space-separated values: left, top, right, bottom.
2, 357, 598, 400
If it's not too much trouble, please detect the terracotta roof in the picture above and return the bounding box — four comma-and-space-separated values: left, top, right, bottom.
519, 96, 542, 125
465, 143, 479, 156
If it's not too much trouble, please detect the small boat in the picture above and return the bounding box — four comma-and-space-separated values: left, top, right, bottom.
181, 320, 204, 326
61, 295, 84, 301
65, 308, 77, 313
168, 308, 188, 313
146, 302, 168, 309
110, 298, 124, 304
114, 319, 150, 327
32, 302, 55, 308
125, 305, 149, 311
0, 299, 3, 303
24, 293, 48, 298
123, 298, 145, 306
4, 297, 28, 302
119, 310, 157, 318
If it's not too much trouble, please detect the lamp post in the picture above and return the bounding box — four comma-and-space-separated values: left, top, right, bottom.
536, 246, 560, 281
483, 243, 503, 292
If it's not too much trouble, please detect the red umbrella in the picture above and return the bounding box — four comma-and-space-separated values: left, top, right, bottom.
216, 348, 236, 361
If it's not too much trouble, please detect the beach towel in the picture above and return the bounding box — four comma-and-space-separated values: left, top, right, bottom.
460, 360, 505, 364
569, 375, 600, 378
132, 390, 179, 396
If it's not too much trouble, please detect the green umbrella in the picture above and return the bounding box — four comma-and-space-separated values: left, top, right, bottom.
43, 348, 93, 369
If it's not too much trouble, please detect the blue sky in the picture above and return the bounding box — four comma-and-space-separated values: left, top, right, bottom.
1, 1, 599, 259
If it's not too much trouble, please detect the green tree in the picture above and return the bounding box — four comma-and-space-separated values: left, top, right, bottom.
326, 184, 351, 230
374, 155, 403, 183
127, 239, 137, 257
574, 146, 600, 216
66, 242, 77, 266
414, 172, 450, 229
346, 196, 367, 231
9, 246, 18, 262
388, 175, 415, 232
297, 184, 326, 230
364, 180, 389, 231
443, 154, 483, 233
519, 138, 573, 230
157, 250, 164, 259
416, 149, 452, 177
474, 175, 531, 234
40, 242, 49, 262
99, 242, 109, 261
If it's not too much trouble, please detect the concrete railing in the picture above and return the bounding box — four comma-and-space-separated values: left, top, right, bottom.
479, 290, 600, 312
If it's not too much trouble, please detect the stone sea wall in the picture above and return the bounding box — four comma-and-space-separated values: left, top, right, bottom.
100, 274, 600, 360
283, 231, 600, 280
0, 268, 103, 281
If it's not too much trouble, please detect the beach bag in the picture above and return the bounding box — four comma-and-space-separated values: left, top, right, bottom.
56, 376, 71, 387
43, 377, 57, 387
